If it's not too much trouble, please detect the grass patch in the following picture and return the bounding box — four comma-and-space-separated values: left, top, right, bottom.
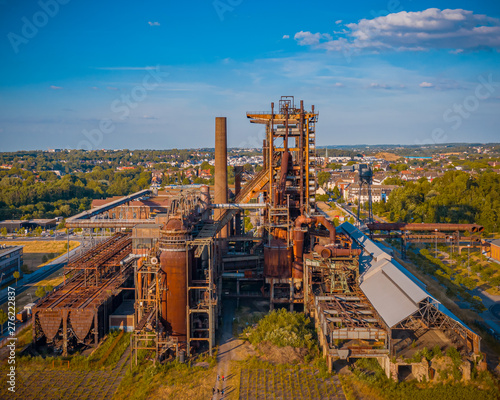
113, 357, 217, 400
229, 355, 341, 400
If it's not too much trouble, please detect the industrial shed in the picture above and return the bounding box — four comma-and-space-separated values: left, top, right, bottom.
340, 222, 481, 357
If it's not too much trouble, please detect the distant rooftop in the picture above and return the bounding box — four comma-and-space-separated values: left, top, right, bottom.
0, 245, 23, 256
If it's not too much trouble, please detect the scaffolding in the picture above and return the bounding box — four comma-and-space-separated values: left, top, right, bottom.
131, 255, 180, 365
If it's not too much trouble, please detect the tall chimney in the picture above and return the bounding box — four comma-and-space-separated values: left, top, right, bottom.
215, 117, 228, 239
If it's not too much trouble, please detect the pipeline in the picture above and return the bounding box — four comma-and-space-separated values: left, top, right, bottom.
366, 222, 484, 233
295, 215, 336, 244
313, 245, 361, 258
293, 215, 337, 278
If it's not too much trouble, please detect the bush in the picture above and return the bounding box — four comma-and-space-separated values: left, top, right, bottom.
243, 308, 315, 349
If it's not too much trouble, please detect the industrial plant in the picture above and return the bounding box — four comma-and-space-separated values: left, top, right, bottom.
31, 97, 484, 381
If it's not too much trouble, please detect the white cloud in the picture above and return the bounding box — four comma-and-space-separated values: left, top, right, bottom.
50, 85, 63, 90
334, 82, 344, 87
148, 21, 160, 26
335, 20, 342, 25
282, 35, 290, 39
295, 8, 500, 53
107, 86, 119, 91
294, 31, 332, 46
90, 86, 99, 90
419, 81, 434, 88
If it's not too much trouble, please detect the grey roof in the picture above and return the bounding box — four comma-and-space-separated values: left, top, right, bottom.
360, 269, 420, 327
490, 238, 500, 247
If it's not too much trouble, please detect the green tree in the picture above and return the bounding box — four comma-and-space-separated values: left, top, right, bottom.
45, 284, 54, 292
13, 271, 20, 286
317, 171, 331, 187
35, 286, 46, 298
0, 227, 7, 236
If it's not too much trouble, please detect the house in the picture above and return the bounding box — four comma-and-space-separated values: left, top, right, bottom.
344, 184, 398, 204
489, 239, 500, 263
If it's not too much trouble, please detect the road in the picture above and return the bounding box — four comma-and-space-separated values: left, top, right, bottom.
212, 299, 239, 399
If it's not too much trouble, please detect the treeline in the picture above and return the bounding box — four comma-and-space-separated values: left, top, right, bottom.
373, 170, 500, 233
0, 149, 213, 174
0, 166, 150, 220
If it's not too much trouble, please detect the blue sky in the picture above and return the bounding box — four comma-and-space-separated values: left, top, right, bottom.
0, 0, 499, 151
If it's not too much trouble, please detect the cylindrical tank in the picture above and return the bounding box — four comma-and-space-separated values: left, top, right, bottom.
159, 218, 190, 340
264, 239, 292, 278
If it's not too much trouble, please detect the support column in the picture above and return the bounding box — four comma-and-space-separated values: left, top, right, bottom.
304, 264, 309, 315
289, 281, 294, 311
270, 279, 274, 311
62, 310, 68, 356
94, 311, 99, 347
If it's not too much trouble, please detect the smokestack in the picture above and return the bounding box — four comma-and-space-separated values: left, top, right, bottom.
215, 117, 228, 239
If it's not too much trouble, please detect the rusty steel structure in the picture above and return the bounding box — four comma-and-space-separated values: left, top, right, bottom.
368, 223, 485, 259
367, 222, 484, 233
32, 233, 134, 355
129, 184, 223, 362
35, 96, 482, 378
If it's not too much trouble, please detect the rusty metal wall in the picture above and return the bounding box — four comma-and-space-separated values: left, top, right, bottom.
264, 239, 292, 278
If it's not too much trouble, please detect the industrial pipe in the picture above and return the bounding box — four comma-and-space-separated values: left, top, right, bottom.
313, 245, 361, 258
313, 245, 332, 258
366, 222, 484, 233
210, 203, 267, 209
295, 215, 336, 244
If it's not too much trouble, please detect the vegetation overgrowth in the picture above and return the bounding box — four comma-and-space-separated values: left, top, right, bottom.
348, 357, 500, 400
242, 308, 316, 349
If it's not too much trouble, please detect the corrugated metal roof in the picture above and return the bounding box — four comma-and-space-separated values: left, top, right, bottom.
360, 271, 419, 327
